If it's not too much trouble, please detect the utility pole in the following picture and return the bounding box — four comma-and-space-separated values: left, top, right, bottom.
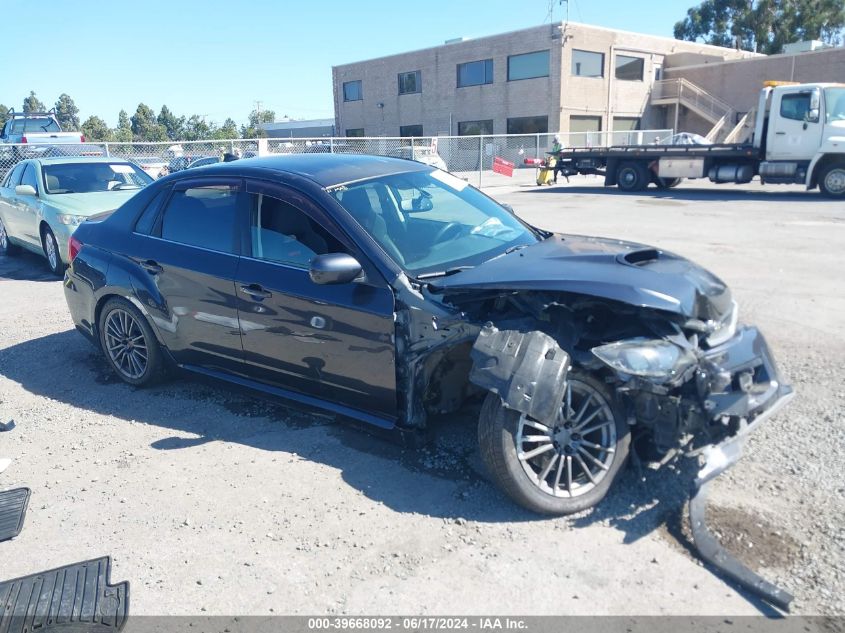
254, 100, 263, 126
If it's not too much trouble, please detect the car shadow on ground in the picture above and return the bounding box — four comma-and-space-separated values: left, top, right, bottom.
0, 251, 58, 282
519, 184, 824, 203
1, 329, 704, 534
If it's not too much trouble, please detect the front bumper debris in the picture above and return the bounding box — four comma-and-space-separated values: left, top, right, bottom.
689, 389, 795, 612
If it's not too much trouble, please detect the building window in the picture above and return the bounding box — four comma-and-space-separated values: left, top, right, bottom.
506, 116, 549, 135
398, 71, 421, 95
458, 120, 494, 136
457, 59, 494, 88
612, 117, 641, 131
508, 50, 550, 81
343, 80, 363, 102
571, 50, 604, 78
399, 124, 424, 137
615, 55, 644, 81
570, 115, 603, 132
346, 128, 365, 137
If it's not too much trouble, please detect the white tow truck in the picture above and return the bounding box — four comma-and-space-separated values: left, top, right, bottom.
557, 82, 845, 198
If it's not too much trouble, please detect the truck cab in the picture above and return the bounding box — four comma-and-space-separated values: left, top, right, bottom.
753, 83, 845, 195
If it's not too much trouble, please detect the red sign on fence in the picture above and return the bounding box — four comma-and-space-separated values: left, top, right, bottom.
492, 156, 514, 177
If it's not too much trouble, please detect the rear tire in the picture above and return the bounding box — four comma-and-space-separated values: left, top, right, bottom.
616, 161, 650, 192
41, 226, 64, 276
0, 217, 19, 256
655, 176, 682, 189
819, 163, 845, 199
98, 298, 166, 387
478, 371, 630, 515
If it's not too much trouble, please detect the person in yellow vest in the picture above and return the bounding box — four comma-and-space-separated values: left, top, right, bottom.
550, 135, 569, 184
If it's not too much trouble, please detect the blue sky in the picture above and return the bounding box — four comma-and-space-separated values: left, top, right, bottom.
4, 0, 698, 127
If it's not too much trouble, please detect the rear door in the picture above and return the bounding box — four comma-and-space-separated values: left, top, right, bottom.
234, 180, 397, 419
133, 178, 246, 373
768, 88, 824, 160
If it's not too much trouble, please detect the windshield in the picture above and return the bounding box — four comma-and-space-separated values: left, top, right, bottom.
825, 87, 845, 123
42, 162, 153, 194
331, 169, 539, 276
12, 117, 61, 134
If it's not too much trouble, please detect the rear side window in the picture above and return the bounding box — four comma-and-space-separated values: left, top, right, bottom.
3, 163, 25, 188
134, 189, 168, 235
160, 185, 239, 253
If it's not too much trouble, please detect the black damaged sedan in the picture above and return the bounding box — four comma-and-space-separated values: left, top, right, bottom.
64, 154, 793, 518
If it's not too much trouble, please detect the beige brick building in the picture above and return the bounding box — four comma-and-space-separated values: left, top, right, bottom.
331, 22, 757, 139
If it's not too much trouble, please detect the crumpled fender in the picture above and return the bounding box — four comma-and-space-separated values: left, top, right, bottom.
469, 325, 569, 423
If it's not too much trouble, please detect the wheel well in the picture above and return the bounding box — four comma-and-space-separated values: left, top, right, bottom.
93, 293, 123, 338
38, 221, 50, 240
810, 155, 845, 188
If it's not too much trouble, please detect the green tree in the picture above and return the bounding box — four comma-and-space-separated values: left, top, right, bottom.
130, 103, 166, 141
213, 117, 239, 140
240, 107, 275, 138
54, 94, 81, 131
81, 115, 112, 142
157, 105, 185, 141
23, 91, 46, 113
675, 0, 845, 54
0, 104, 8, 130
183, 115, 214, 141
113, 110, 133, 143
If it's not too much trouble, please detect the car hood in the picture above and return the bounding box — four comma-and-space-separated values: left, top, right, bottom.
45, 190, 141, 216
432, 234, 732, 319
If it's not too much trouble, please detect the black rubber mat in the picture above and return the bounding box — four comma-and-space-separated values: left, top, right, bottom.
0, 488, 29, 542
0, 556, 129, 633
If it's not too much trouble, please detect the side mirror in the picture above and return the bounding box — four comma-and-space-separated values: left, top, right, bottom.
309, 253, 363, 285
500, 203, 515, 213
807, 108, 820, 124
15, 184, 37, 196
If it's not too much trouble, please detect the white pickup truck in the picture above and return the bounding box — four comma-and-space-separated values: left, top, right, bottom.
1, 110, 84, 148
556, 82, 845, 198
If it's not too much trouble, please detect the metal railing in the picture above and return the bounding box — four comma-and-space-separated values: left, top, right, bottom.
652, 78, 734, 125
0, 129, 672, 189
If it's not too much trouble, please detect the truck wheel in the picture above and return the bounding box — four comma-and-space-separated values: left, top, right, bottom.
478, 371, 630, 516
819, 164, 845, 198
617, 162, 650, 192
655, 177, 682, 189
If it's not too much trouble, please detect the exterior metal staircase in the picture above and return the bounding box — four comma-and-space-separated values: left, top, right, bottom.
651, 78, 742, 143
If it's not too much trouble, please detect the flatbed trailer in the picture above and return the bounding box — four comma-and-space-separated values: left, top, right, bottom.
554, 82, 845, 198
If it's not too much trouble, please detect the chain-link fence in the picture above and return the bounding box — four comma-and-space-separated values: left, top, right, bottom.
0, 129, 672, 189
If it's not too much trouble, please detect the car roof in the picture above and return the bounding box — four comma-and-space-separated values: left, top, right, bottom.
35, 156, 135, 166
182, 153, 430, 188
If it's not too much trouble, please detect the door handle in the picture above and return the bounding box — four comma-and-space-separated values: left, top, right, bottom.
775, 131, 786, 135
239, 284, 272, 299
140, 259, 162, 274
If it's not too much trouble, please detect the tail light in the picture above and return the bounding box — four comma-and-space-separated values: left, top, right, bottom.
80, 135, 86, 142
68, 235, 83, 262
21, 136, 27, 144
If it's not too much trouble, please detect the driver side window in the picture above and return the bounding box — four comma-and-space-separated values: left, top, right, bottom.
780, 93, 812, 122
248, 192, 345, 268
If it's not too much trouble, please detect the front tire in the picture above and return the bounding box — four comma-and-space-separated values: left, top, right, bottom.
98, 298, 165, 387
0, 216, 19, 256
616, 161, 650, 192
41, 226, 64, 276
478, 371, 630, 515
819, 163, 845, 199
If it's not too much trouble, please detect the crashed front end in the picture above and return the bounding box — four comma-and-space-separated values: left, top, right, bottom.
569, 301, 795, 610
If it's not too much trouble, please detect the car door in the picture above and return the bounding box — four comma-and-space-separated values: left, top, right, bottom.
0, 162, 26, 239
234, 180, 397, 420
131, 178, 246, 374
15, 162, 44, 247
768, 88, 825, 161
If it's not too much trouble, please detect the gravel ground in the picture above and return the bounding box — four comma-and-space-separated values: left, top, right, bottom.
0, 178, 842, 616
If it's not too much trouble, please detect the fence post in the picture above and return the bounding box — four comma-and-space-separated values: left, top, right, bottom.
330, 137, 335, 154
535, 133, 540, 160
410, 137, 415, 160
103, 142, 110, 157
478, 135, 484, 189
